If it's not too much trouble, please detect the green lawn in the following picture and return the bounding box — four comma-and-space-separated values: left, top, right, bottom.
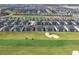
0, 40, 78, 54
0, 40, 79, 46
0, 32, 79, 54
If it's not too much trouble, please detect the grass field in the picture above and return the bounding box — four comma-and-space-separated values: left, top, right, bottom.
0, 32, 78, 54
1, 15, 76, 18
0, 46, 77, 55
0, 40, 78, 54
0, 40, 79, 46
0, 31, 79, 40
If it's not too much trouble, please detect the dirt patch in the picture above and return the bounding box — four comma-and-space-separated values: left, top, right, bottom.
45, 32, 60, 39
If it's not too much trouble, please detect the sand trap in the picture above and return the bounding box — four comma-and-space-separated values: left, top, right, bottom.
72, 50, 79, 55
45, 32, 60, 39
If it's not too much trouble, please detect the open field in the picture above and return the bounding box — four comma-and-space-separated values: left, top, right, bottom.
0, 32, 79, 40
0, 40, 78, 54
0, 32, 78, 54
0, 46, 77, 55
0, 45, 79, 55
0, 40, 79, 46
